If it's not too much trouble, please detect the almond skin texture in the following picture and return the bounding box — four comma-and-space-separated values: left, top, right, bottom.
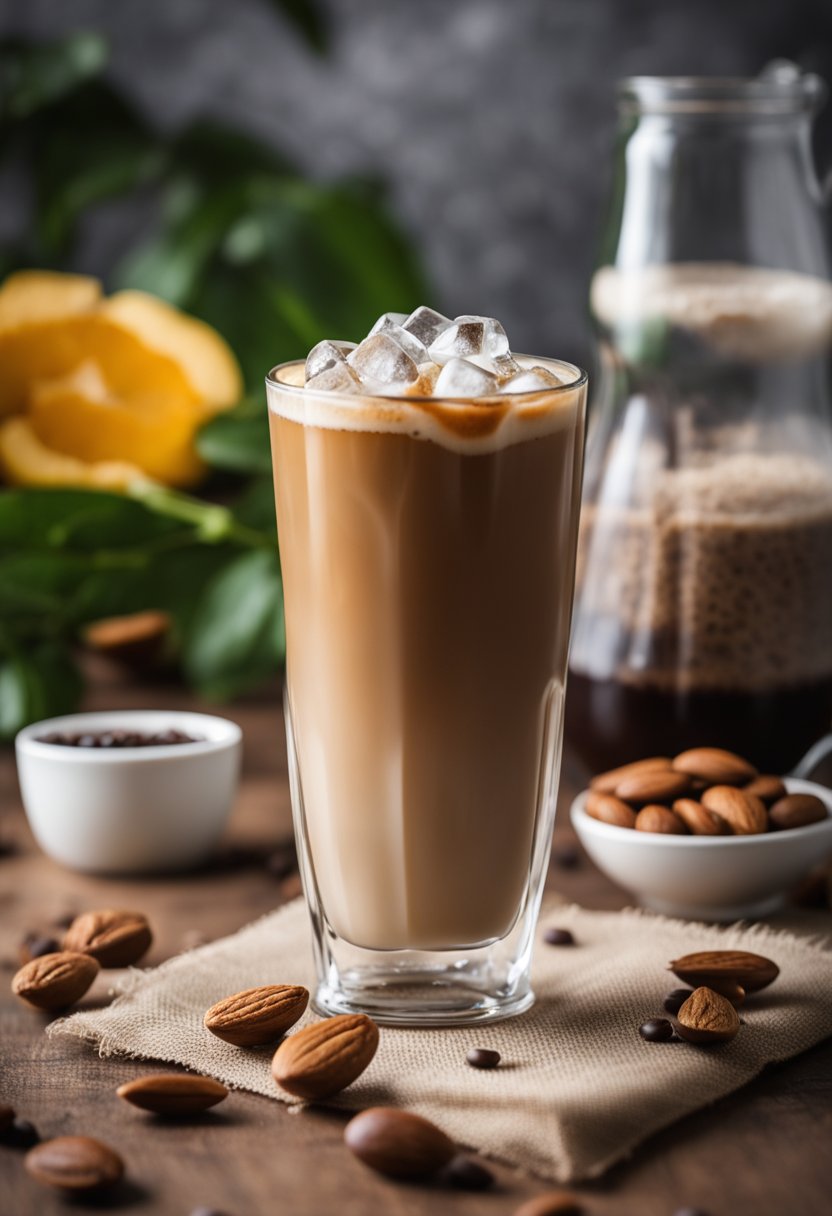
701, 785, 768, 835
589, 757, 672, 794
584, 791, 636, 829
744, 775, 788, 805
769, 793, 827, 831
668, 949, 779, 993
204, 985, 309, 1046
25, 1136, 124, 1191
675, 986, 740, 1044
512, 1195, 584, 1216
12, 951, 99, 1010
272, 1013, 379, 1100
344, 1107, 455, 1178
63, 909, 152, 968
615, 769, 690, 806
673, 747, 757, 786
672, 799, 726, 836
635, 805, 687, 834
116, 1073, 228, 1115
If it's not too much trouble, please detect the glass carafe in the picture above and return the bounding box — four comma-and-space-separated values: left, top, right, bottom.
567, 67, 832, 774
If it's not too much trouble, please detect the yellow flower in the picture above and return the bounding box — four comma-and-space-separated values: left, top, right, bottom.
0, 271, 242, 489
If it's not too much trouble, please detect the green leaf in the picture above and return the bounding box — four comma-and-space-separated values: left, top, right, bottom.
0, 32, 107, 122
0, 642, 82, 739
196, 397, 272, 475
231, 475, 277, 535
183, 548, 284, 699
0, 489, 180, 551
266, 0, 329, 54
30, 80, 162, 256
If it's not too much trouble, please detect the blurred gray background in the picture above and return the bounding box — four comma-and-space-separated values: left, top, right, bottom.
2, 0, 832, 368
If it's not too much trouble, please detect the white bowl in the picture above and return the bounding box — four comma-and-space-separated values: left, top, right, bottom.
571, 777, 832, 921
16, 710, 242, 875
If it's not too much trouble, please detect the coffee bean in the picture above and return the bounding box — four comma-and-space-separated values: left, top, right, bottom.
19, 934, 60, 964
466, 1048, 500, 1070
663, 988, 693, 1015
0, 1103, 15, 1134
544, 927, 575, 946
551, 842, 580, 869
438, 1154, 495, 1190
6, 1117, 40, 1147
639, 1018, 674, 1042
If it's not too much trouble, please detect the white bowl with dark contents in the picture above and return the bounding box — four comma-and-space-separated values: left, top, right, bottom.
16, 711, 242, 874
570, 751, 832, 920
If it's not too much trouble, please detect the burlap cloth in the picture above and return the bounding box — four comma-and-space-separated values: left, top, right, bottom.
50, 898, 832, 1182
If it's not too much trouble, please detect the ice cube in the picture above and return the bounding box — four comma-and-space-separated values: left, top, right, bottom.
406, 361, 442, 396
402, 306, 452, 348
428, 314, 510, 365
369, 311, 408, 332
305, 362, 362, 393
468, 351, 521, 378
433, 357, 499, 398
305, 339, 357, 382
349, 333, 419, 388
369, 315, 428, 363
499, 366, 563, 393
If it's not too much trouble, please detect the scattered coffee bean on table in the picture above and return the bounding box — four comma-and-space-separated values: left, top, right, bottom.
438, 1154, 495, 1190
466, 1048, 501, 1070
0, 1103, 15, 1134
544, 927, 575, 946
19, 933, 60, 964
663, 988, 693, 1015
36, 728, 200, 748
5, 1117, 40, 1147
639, 1018, 674, 1042
551, 841, 580, 869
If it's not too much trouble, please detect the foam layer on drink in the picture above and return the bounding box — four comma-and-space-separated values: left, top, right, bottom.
591, 263, 832, 362
269, 356, 583, 455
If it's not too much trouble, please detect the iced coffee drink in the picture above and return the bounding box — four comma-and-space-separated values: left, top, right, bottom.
267, 308, 586, 1024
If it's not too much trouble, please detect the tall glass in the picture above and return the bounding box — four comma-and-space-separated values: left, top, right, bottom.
267, 358, 586, 1025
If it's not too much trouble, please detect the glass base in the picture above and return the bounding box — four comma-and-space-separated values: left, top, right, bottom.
313, 962, 535, 1026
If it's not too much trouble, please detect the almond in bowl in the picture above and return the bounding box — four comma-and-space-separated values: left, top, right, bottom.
571, 747, 832, 921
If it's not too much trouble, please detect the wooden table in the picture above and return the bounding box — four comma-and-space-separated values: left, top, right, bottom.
2, 664, 831, 1216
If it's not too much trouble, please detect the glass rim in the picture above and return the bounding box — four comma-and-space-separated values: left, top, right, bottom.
619, 67, 826, 116
266, 355, 587, 406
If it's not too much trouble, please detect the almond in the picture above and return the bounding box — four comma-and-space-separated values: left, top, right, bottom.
116, 1073, 227, 1115
701, 786, 767, 835
272, 1013, 378, 1100
615, 769, 690, 805
63, 909, 152, 968
344, 1107, 455, 1178
672, 799, 726, 835
769, 793, 827, 831
204, 984, 309, 1046
589, 757, 672, 793
25, 1136, 124, 1191
675, 986, 740, 1043
584, 791, 636, 829
513, 1195, 584, 1216
634, 805, 687, 834
672, 747, 757, 786
744, 775, 788, 805
668, 949, 779, 993
12, 951, 99, 1011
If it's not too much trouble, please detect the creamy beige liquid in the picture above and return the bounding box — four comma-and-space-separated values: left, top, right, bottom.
270, 364, 584, 950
